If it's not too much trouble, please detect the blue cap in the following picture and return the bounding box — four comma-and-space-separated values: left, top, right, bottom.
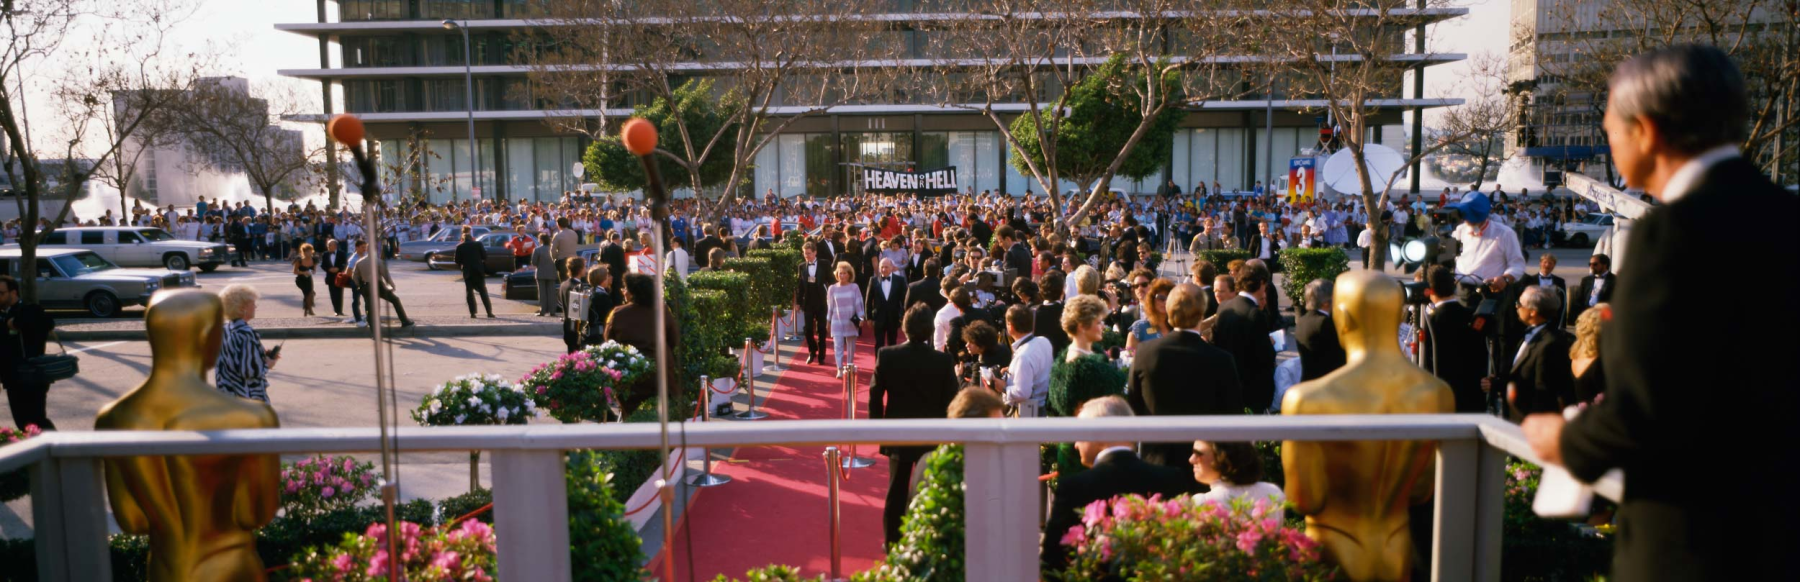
1450, 191, 1492, 224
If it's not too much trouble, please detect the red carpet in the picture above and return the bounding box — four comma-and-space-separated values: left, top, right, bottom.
654, 332, 890, 581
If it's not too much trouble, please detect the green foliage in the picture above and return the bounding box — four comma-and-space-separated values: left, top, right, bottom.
856, 445, 965, 582
688, 269, 763, 344
1194, 248, 1253, 272
1008, 54, 1184, 193
1254, 440, 1286, 489
1092, 328, 1126, 356
670, 272, 740, 408
722, 256, 778, 313
1501, 460, 1613, 581
257, 500, 438, 570
568, 447, 649, 582
747, 248, 802, 310
280, 519, 497, 582
582, 79, 739, 193
1061, 495, 1335, 582
438, 487, 494, 525
1277, 248, 1351, 311
779, 230, 805, 250
109, 535, 149, 582
712, 565, 825, 582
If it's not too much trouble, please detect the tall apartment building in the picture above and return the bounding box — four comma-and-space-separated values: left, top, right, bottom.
112, 76, 307, 208
280, 0, 1465, 203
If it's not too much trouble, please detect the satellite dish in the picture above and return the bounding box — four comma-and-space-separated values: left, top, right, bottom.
1321, 144, 1406, 195
572, 162, 586, 179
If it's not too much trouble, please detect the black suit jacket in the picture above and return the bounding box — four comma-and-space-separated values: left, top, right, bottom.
905, 251, 928, 282
320, 246, 349, 284
599, 243, 626, 286
1293, 311, 1345, 382
453, 240, 488, 276
692, 235, 726, 265
904, 276, 946, 315
0, 303, 53, 384
1125, 331, 1243, 467
864, 274, 907, 328
1042, 450, 1200, 571
1569, 272, 1616, 323
1422, 300, 1489, 413
1004, 242, 1033, 279
869, 342, 959, 457
1503, 325, 1575, 417
1559, 159, 1800, 582
944, 309, 996, 363
794, 260, 832, 313
1033, 301, 1070, 356
1524, 273, 1569, 326
1211, 296, 1276, 413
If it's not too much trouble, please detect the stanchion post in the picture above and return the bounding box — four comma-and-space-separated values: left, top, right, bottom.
840, 364, 875, 469
765, 306, 787, 373
732, 339, 769, 420
689, 374, 731, 488
824, 446, 844, 582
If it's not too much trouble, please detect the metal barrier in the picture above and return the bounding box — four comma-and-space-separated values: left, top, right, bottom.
731, 340, 769, 420
823, 446, 845, 582
688, 374, 732, 488
0, 414, 1617, 582
839, 363, 875, 469
764, 307, 788, 373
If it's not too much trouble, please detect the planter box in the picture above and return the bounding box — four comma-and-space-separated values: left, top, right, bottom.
623, 446, 703, 531
730, 347, 764, 380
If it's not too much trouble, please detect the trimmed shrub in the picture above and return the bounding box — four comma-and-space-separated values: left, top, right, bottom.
747, 248, 802, 314
1193, 248, 1252, 272
688, 269, 760, 342
437, 487, 494, 525
722, 256, 777, 313
669, 273, 736, 411
713, 565, 824, 581
1277, 248, 1351, 310
568, 449, 647, 582
855, 445, 965, 582
256, 499, 438, 571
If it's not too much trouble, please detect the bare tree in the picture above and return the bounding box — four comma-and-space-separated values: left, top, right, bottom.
1437, 53, 1519, 190
165, 79, 321, 215
522, 0, 901, 216
1, 0, 204, 301
1269, 0, 1477, 269
91, 92, 178, 221
1526, 0, 1799, 185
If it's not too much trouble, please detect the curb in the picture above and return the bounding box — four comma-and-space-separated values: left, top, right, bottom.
58, 322, 562, 342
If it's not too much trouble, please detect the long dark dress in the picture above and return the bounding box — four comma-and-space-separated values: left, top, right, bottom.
1047, 350, 1127, 480
1573, 358, 1606, 405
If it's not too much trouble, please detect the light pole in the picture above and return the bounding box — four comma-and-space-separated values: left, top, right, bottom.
443, 19, 478, 202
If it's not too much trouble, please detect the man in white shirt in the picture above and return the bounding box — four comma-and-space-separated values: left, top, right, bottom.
932, 282, 961, 352
1002, 304, 1052, 417
1447, 192, 1526, 293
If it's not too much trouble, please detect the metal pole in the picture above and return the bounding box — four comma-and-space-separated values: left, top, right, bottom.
841, 363, 875, 469
824, 446, 844, 582
732, 338, 769, 420
765, 306, 787, 373
363, 174, 401, 579
689, 374, 731, 487
1265, 77, 1275, 203
447, 20, 478, 202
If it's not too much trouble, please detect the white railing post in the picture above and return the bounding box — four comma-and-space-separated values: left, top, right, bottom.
31, 457, 111, 582
1474, 443, 1507, 581
493, 450, 571, 582
1432, 439, 1477, 582
963, 442, 1040, 581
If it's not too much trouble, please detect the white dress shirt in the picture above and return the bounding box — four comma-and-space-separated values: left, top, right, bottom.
1007, 333, 1053, 411
1660, 145, 1741, 203
933, 304, 962, 351
1451, 220, 1526, 282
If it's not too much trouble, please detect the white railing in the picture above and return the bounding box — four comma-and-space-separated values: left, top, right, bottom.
0, 414, 1619, 582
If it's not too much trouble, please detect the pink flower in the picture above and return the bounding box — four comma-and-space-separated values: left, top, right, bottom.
343, 458, 355, 474
1235, 529, 1264, 553
285, 480, 299, 494
331, 552, 355, 573
321, 486, 335, 498
430, 550, 462, 571
360, 474, 374, 486
550, 372, 563, 381
365, 551, 389, 577
1060, 524, 1086, 547
536, 386, 547, 395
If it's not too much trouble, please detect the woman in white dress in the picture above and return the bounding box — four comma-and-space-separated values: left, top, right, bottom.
1189, 440, 1285, 508
825, 261, 865, 377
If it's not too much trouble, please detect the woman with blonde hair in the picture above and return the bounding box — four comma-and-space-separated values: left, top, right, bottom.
292, 242, 318, 316
825, 261, 866, 377
216, 284, 278, 403
1570, 304, 1608, 404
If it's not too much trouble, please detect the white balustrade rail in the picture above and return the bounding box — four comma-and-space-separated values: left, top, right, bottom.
0, 413, 1620, 582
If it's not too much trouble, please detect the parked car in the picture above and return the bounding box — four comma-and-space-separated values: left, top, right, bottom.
397, 226, 493, 262
10, 226, 230, 272
0, 248, 198, 317
425, 231, 522, 274
503, 248, 601, 301
1561, 213, 1613, 247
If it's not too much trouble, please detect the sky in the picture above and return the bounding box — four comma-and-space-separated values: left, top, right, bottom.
17, 0, 1511, 155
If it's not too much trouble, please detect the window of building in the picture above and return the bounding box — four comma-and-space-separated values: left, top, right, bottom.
339, 0, 407, 21
423, 0, 491, 20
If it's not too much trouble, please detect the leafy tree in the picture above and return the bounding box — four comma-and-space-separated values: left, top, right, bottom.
1007, 54, 1184, 201
581, 79, 738, 195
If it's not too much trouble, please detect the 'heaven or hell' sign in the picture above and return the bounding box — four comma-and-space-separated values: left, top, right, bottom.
862, 166, 959, 194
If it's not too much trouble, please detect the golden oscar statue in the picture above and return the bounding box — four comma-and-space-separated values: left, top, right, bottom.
1280, 271, 1455, 581
95, 290, 281, 581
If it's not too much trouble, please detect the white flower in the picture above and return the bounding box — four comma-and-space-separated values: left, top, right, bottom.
466, 396, 481, 408
429, 400, 443, 412
496, 407, 510, 420
472, 383, 484, 394
524, 399, 536, 411
454, 414, 466, 425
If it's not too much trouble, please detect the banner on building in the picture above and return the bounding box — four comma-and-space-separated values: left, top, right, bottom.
861, 166, 959, 194
1288, 157, 1316, 204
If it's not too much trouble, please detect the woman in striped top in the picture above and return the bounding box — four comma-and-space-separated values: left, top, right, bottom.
216, 284, 278, 403
826, 261, 865, 378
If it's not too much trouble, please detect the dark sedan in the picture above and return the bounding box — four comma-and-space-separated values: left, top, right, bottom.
503, 247, 601, 301
398, 225, 493, 262
425, 231, 522, 275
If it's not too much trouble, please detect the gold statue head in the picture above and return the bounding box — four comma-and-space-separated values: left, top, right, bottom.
1332, 270, 1405, 361
145, 289, 225, 376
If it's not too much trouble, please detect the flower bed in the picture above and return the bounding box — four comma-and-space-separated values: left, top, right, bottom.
520, 342, 651, 423
414, 374, 536, 427
1060, 495, 1337, 581
280, 519, 497, 582
0, 424, 42, 502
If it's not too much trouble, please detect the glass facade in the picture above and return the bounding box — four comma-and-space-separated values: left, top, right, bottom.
1170, 128, 1252, 193
505, 136, 581, 202
419, 138, 496, 203
839, 132, 914, 195
937, 131, 1001, 194
338, 0, 407, 21
753, 134, 834, 198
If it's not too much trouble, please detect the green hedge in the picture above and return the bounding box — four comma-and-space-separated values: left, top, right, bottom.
855, 445, 965, 582
713, 565, 824, 581
687, 287, 746, 382
688, 270, 759, 342
1276, 248, 1351, 311
747, 248, 801, 313
722, 256, 777, 314
1193, 248, 1253, 271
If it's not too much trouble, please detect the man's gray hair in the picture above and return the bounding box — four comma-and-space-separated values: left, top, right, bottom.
1077, 395, 1135, 419
1519, 285, 1562, 317
1304, 278, 1333, 312
1608, 44, 1747, 154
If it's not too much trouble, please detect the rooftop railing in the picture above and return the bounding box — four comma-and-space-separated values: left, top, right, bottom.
0, 413, 1620, 582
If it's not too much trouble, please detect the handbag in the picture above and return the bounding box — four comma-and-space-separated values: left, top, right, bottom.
19, 331, 79, 386
334, 271, 353, 287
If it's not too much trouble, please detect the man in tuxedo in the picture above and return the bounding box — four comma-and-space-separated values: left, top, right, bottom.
869, 305, 959, 546
1421, 265, 1490, 413
1293, 279, 1345, 382
1126, 284, 1243, 468
599, 230, 627, 296
320, 238, 349, 317
0, 276, 55, 430
1033, 270, 1070, 355
997, 225, 1033, 278
1525, 46, 1800, 582
1569, 253, 1615, 323
454, 228, 497, 319
1042, 396, 1200, 571
865, 258, 908, 351
1526, 253, 1568, 326
905, 237, 929, 282
795, 242, 832, 365
1495, 284, 1574, 418
692, 224, 726, 267
1246, 259, 1284, 331
1212, 269, 1277, 412
903, 258, 947, 315
1188, 261, 1219, 318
